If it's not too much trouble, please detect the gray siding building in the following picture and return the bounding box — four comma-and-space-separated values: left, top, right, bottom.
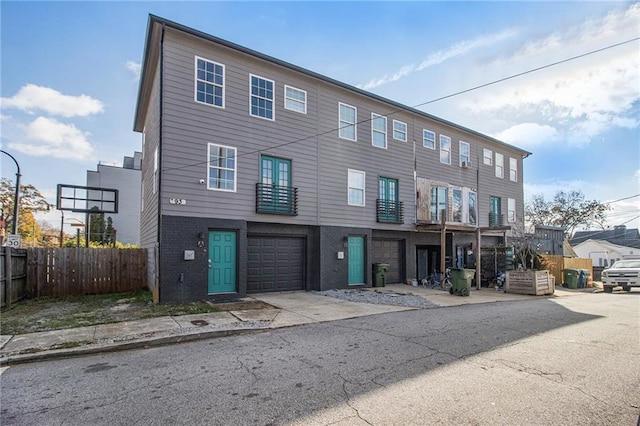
86, 152, 142, 246
134, 15, 531, 302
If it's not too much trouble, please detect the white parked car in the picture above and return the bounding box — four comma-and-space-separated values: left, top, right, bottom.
601, 258, 640, 293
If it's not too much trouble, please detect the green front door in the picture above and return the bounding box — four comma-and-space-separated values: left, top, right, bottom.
348, 236, 365, 285
208, 231, 237, 294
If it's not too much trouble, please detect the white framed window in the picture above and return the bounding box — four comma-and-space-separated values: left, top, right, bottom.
468, 190, 477, 225
338, 102, 357, 141
430, 186, 448, 221
423, 130, 435, 149
284, 85, 306, 114
495, 153, 504, 178
371, 113, 387, 148
459, 141, 470, 167
208, 143, 237, 192
250, 74, 274, 120
393, 120, 407, 142
348, 169, 365, 206
153, 147, 158, 194
195, 56, 224, 108
509, 157, 518, 182
508, 198, 516, 222
440, 135, 451, 164
483, 148, 493, 165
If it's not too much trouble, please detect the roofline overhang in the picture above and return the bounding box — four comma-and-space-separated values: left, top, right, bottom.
133, 14, 532, 157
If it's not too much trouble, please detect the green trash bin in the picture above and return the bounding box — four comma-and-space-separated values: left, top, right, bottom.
373, 263, 390, 287
449, 268, 474, 296
563, 269, 579, 289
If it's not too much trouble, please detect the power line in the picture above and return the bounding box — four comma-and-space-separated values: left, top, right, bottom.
161, 36, 640, 174
605, 193, 640, 204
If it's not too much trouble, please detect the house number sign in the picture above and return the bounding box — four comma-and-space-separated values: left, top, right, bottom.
169, 198, 187, 205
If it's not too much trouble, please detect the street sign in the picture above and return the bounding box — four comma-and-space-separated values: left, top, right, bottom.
6, 234, 21, 248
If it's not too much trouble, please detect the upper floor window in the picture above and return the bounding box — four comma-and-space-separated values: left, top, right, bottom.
423, 130, 435, 149
459, 141, 470, 167
338, 103, 357, 141
393, 120, 407, 142
208, 143, 237, 192
508, 198, 516, 222
440, 135, 451, 164
250, 74, 274, 120
348, 169, 365, 206
371, 113, 387, 148
509, 157, 518, 182
430, 186, 448, 221
195, 57, 225, 108
483, 148, 493, 165
495, 153, 504, 178
284, 85, 306, 114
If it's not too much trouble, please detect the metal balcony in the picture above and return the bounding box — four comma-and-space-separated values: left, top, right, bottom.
376, 199, 404, 224
256, 183, 298, 216
489, 212, 504, 227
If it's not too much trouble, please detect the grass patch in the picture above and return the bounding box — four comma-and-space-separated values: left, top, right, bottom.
1, 290, 221, 335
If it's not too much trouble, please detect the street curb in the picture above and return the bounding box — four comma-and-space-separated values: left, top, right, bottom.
0, 327, 270, 366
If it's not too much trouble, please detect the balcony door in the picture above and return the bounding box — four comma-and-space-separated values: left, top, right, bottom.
261, 155, 291, 212
378, 177, 398, 222
490, 196, 502, 226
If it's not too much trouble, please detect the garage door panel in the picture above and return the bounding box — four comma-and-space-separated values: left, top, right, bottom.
373, 239, 403, 284
247, 236, 305, 293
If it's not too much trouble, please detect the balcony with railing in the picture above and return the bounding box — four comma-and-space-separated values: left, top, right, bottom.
256, 183, 298, 216
489, 212, 504, 227
376, 199, 404, 224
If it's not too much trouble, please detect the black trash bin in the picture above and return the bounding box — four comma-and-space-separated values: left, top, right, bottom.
373, 263, 390, 287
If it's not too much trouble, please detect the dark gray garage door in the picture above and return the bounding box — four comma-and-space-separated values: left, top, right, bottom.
373, 239, 403, 284
247, 236, 305, 293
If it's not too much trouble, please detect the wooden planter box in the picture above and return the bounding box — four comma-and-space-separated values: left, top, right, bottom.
505, 270, 554, 296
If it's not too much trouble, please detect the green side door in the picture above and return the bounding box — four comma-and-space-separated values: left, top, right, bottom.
208, 231, 237, 294
348, 236, 365, 285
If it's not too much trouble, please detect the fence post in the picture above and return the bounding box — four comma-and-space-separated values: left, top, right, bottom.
4, 246, 12, 309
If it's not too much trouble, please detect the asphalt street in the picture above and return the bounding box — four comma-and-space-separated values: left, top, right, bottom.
1, 293, 638, 425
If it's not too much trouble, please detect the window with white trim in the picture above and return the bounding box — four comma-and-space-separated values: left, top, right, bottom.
338, 102, 357, 141
508, 198, 516, 222
440, 135, 451, 164
483, 148, 492, 165
495, 153, 504, 178
208, 143, 237, 192
371, 113, 387, 148
153, 147, 158, 194
509, 157, 518, 182
459, 141, 470, 167
393, 120, 407, 142
250, 74, 274, 120
284, 85, 306, 114
195, 56, 224, 108
423, 130, 435, 149
348, 169, 365, 206
430, 186, 448, 221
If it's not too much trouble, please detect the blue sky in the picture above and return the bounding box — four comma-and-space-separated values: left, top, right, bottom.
1, 1, 639, 234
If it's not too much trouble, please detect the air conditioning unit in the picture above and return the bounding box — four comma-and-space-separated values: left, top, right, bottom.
461, 161, 470, 168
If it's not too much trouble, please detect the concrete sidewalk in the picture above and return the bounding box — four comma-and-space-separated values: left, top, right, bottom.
0, 285, 597, 365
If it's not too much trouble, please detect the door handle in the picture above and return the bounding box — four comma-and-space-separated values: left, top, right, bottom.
208, 259, 211, 268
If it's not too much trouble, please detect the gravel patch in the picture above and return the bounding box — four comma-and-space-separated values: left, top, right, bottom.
316, 289, 440, 309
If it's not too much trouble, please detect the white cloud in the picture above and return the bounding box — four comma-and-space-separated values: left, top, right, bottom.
358, 29, 518, 90
495, 123, 559, 149
464, 3, 640, 146
1, 84, 104, 117
9, 116, 95, 160
126, 60, 141, 79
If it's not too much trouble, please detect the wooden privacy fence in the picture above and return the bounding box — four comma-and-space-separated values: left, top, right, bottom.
541, 255, 593, 285
2, 247, 147, 307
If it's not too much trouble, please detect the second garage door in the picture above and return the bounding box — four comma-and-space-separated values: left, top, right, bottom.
247, 236, 305, 293
373, 239, 404, 284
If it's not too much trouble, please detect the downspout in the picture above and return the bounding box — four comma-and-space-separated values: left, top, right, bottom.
156, 22, 165, 301
475, 150, 481, 289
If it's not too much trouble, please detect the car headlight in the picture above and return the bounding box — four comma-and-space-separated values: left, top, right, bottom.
602, 271, 608, 278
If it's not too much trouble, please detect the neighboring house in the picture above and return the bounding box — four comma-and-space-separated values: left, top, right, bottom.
570, 225, 640, 249
531, 225, 565, 255
572, 239, 640, 267
133, 15, 531, 302
86, 152, 142, 245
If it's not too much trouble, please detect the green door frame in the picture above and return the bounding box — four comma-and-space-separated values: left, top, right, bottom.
208, 231, 237, 294
378, 177, 398, 221
261, 155, 291, 213
348, 236, 365, 285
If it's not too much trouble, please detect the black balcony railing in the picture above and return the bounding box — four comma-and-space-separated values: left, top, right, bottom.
256, 183, 298, 215
376, 199, 404, 224
489, 212, 504, 227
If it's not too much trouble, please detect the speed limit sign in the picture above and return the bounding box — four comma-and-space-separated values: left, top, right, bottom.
6, 234, 21, 248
